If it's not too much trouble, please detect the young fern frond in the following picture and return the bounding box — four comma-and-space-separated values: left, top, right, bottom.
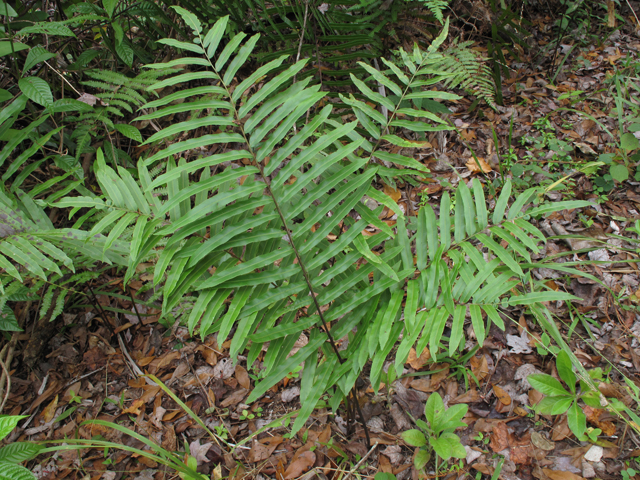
437, 40, 497, 107
413, 0, 450, 23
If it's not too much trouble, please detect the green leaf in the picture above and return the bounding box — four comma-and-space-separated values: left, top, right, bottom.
429, 432, 465, 461
556, 350, 576, 393
610, 164, 629, 182
115, 42, 134, 67
103, 0, 117, 17
401, 429, 427, 447
621, 132, 640, 151
0, 442, 42, 463
524, 200, 593, 218
528, 374, 572, 397
0, 1, 17, 16
567, 400, 587, 439
0, 41, 29, 57
449, 305, 465, 357
414, 449, 430, 470
18, 23, 75, 37
114, 124, 142, 143
492, 179, 511, 224
156, 38, 204, 54
425, 392, 445, 428
378, 290, 404, 350
18, 77, 53, 107
0, 415, 26, 441
506, 291, 579, 305
0, 463, 36, 480
22, 46, 56, 75
202, 15, 229, 58
534, 395, 573, 415
172, 6, 202, 34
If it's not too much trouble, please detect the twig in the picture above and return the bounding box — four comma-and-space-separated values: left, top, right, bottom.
0, 351, 11, 413
44, 60, 82, 96
342, 441, 378, 480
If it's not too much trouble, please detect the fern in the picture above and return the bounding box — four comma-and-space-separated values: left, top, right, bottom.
50, 9, 595, 435
437, 39, 497, 106
415, 0, 450, 23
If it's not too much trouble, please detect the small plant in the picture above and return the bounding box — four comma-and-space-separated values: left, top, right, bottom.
401, 392, 467, 472
0, 415, 42, 480
528, 350, 591, 440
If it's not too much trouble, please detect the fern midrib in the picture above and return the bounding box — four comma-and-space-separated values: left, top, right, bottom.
193, 31, 347, 363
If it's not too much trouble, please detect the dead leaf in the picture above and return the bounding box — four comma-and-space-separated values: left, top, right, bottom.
407, 347, 431, 369
284, 451, 316, 479
493, 385, 512, 406
122, 398, 144, 415
531, 431, 555, 451
248, 439, 272, 463
542, 469, 586, 480
409, 378, 431, 392
466, 157, 492, 173
220, 388, 247, 408
383, 183, 401, 202
470, 355, 489, 382
450, 389, 480, 404
551, 414, 572, 441
583, 406, 616, 436
42, 395, 59, 423
235, 365, 251, 390
490, 422, 510, 452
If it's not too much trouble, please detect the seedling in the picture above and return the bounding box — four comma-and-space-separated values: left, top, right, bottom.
401, 392, 467, 472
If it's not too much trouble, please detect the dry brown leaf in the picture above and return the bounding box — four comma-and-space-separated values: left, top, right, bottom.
531, 431, 555, 451
470, 355, 489, 382
383, 183, 401, 202
235, 365, 251, 390
247, 440, 272, 463
284, 451, 316, 479
122, 398, 144, 415
493, 385, 512, 406
450, 389, 480, 404
407, 347, 431, 369
542, 469, 586, 480
220, 388, 248, 408
489, 422, 510, 452
466, 157, 492, 173
42, 395, 59, 423
551, 415, 572, 441
409, 378, 431, 392
583, 406, 616, 436
430, 365, 450, 390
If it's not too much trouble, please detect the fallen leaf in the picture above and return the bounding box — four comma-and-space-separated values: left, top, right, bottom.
470, 355, 489, 382
531, 431, 555, 451
220, 388, 247, 408
42, 395, 59, 423
122, 398, 145, 415
542, 469, 586, 480
489, 422, 510, 452
583, 406, 616, 436
466, 156, 492, 173
493, 385, 512, 406
235, 365, 250, 390
383, 183, 401, 202
284, 451, 316, 479
407, 347, 431, 369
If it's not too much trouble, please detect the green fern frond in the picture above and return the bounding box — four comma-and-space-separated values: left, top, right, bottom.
438, 39, 496, 107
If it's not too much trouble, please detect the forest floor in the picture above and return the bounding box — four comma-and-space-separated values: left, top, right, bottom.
7, 7, 640, 480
